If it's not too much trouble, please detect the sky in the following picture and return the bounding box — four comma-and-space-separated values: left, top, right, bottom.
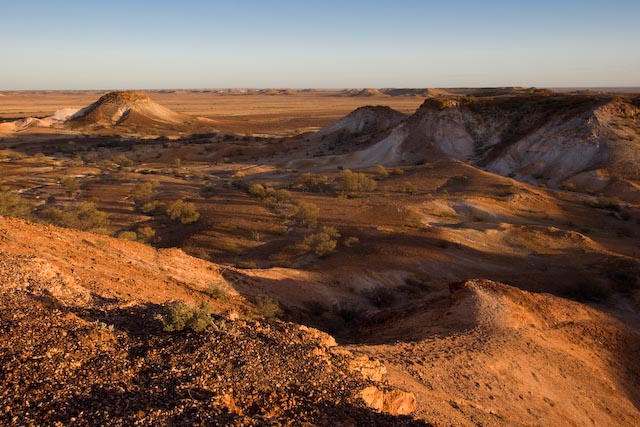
0, 0, 638, 89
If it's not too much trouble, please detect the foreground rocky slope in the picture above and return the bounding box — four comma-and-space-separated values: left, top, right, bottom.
0, 217, 422, 426
1, 215, 639, 426
354, 279, 640, 427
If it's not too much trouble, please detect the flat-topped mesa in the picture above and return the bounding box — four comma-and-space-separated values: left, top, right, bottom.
417, 97, 460, 111
94, 90, 152, 105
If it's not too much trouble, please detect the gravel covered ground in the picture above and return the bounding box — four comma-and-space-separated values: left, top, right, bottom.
0, 289, 428, 426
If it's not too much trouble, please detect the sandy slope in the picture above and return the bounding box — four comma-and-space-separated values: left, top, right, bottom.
353, 279, 640, 427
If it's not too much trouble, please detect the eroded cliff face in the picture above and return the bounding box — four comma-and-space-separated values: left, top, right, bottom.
314, 94, 639, 199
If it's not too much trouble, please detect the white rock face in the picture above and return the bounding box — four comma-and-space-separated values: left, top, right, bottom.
311, 95, 639, 199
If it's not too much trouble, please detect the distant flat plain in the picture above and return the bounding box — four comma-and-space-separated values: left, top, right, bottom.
0, 90, 425, 136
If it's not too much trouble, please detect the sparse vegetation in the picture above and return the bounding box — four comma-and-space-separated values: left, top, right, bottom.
158, 301, 214, 332
590, 196, 622, 211
206, 281, 231, 299
403, 181, 417, 194
343, 236, 360, 247
339, 169, 377, 195
60, 176, 81, 197
136, 226, 157, 243
375, 165, 389, 178
0, 186, 32, 218
166, 199, 200, 224
296, 173, 331, 192
304, 226, 341, 257
131, 181, 160, 212
292, 201, 320, 228
117, 230, 138, 241
254, 295, 283, 319
40, 201, 109, 232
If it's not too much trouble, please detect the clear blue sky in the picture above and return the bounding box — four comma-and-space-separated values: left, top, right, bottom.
1, 0, 638, 89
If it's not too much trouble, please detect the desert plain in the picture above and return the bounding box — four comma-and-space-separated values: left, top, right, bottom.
1, 87, 639, 426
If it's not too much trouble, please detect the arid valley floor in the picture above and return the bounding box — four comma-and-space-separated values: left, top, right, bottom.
1, 88, 640, 426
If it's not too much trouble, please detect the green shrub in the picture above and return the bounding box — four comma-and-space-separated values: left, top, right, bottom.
591, 196, 622, 211
206, 281, 231, 299
255, 295, 283, 319
375, 165, 389, 178
403, 181, 417, 194
297, 173, 331, 192
136, 226, 157, 243
158, 301, 214, 332
304, 226, 341, 257
60, 176, 81, 197
111, 154, 134, 169
40, 201, 109, 232
131, 181, 159, 210
117, 230, 138, 241
343, 236, 360, 247
292, 201, 319, 228
166, 199, 200, 224
248, 183, 267, 199
0, 186, 32, 218
339, 169, 377, 194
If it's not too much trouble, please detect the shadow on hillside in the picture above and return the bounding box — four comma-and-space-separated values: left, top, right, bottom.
55, 301, 432, 427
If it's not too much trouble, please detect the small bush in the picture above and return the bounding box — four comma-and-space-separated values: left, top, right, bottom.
206, 281, 231, 299
255, 295, 283, 319
158, 301, 214, 332
390, 167, 404, 175
561, 182, 577, 192
117, 230, 138, 241
0, 186, 32, 218
40, 201, 109, 232
132, 181, 159, 210
60, 176, 81, 197
339, 169, 377, 195
403, 181, 417, 194
292, 201, 320, 228
136, 226, 157, 243
248, 183, 267, 199
297, 173, 331, 192
343, 236, 360, 247
375, 165, 389, 178
304, 226, 341, 257
112, 154, 134, 169
590, 196, 622, 211
166, 199, 200, 224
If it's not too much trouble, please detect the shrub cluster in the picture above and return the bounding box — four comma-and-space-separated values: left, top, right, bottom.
166, 199, 200, 224
158, 301, 214, 332
40, 201, 109, 232
339, 169, 377, 195
0, 186, 32, 218
304, 226, 341, 257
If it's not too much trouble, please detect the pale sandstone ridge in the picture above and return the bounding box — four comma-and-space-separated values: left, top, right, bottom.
304, 94, 640, 201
